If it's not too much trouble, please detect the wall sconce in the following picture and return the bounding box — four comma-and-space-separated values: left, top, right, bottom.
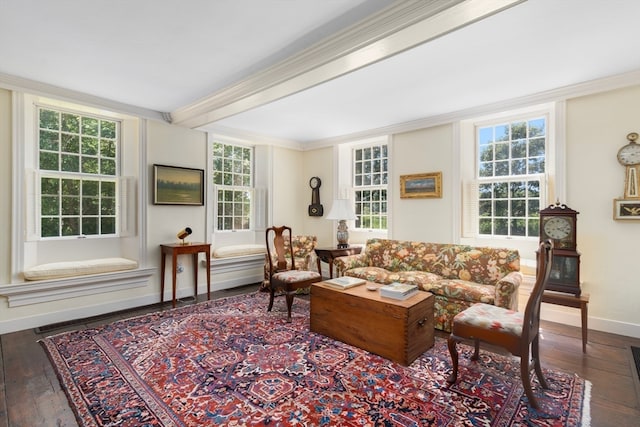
177, 227, 192, 245
326, 199, 357, 248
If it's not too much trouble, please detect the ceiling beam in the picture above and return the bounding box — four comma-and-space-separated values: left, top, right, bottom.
170, 0, 525, 129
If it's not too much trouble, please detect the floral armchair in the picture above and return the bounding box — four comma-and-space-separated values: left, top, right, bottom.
261, 235, 318, 292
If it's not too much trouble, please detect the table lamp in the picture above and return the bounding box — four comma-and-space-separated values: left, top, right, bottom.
326, 199, 357, 248
177, 227, 192, 245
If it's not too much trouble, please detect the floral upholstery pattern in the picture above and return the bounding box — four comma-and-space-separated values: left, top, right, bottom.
334, 238, 522, 332
452, 303, 523, 336
261, 235, 318, 292
273, 270, 321, 283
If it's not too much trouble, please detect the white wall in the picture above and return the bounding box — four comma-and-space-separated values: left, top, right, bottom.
561, 85, 640, 335
146, 120, 209, 298
270, 146, 307, 231
391, 125, 455, 242
302, 146, 335, 248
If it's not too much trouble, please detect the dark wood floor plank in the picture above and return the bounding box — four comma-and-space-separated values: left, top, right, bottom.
1, 285, 638, 426
1, 330, 78, 427
0, 340, 7, 427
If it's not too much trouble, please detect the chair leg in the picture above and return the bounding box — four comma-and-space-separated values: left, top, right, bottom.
267, 287, 275, 312
532, 335, 549, 389
520, 348, 540, 410
285, 292, 294, 322
447, 335, 460, 383
471, 338, 480, 361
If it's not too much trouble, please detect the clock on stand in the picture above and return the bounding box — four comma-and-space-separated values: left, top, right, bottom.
539, 202, 581, 296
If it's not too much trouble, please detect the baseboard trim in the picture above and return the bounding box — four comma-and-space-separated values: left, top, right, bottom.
0, 292, 160, 335
541, 302, 640, 339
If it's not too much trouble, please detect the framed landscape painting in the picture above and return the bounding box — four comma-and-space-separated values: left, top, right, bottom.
153, 164, 204, 205
400, 172, 442, 199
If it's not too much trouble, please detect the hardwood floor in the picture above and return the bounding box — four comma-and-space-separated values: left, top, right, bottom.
1, 285, 639, 426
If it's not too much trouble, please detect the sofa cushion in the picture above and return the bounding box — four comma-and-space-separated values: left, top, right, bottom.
363, 239, 430, 272
427, 279, 495, 305
345, 267, 390, 284
385, 271, 441, 290
24, 257, 138, 281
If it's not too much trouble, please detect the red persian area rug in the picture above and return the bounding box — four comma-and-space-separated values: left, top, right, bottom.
41, 292, 591, 426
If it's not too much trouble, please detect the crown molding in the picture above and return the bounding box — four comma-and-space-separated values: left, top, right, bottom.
0, 72, 165, 121
171, 0, 525, 129
206, 124, 305, 151
303, 68, 640, 150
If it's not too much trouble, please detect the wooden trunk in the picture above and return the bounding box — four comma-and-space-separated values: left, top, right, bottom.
310, 282, 434, 366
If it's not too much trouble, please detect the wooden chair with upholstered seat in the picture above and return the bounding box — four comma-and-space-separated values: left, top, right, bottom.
265, 226, 322, 322
261, 234, 318, 292
447, 239, 554, 409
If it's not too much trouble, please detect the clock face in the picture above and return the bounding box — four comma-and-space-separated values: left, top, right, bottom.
309, 177, 321, 189
543, 217, 572, 240
617, 142, 640, 166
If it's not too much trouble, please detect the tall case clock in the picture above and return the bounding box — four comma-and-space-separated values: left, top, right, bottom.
539, 202, 581, 296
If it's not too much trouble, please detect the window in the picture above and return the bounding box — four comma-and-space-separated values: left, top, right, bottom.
353, 144, 388, 230
476, 116, 546, 238
212, 142, 253, 231
38, 107, 119, 238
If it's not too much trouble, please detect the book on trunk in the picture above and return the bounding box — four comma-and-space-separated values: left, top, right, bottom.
323, 276, 366, 290
379, 282, 419, 300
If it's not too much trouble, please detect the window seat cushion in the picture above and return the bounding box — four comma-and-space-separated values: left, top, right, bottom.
212, 244, 266, 259
23, 257, 139, 281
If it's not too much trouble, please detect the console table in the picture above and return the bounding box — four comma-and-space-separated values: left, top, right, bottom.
160, 242, 211, 307
314, 246, 362, 278
541, 291, 590, 353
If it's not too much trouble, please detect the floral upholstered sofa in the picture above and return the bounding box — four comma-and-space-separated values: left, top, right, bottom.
333, 238, 522, 332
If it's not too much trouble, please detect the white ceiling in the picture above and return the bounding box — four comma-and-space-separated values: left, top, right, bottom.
2, 0, 640, 145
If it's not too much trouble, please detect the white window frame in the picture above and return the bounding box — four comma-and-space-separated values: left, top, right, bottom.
211, 139, 254, 233
36, 105, 121, 239
352, 142, 389, 232
459, 102, 563, 260
334, 136, 390, 244
12, 93, 141, 282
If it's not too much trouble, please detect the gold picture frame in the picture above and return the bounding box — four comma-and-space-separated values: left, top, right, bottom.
400, 172, 442, 199
153, 164, 205, 206
613, 198, 640, 220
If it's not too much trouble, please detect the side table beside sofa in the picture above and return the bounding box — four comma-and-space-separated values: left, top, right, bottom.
314, 246, 362, 278
333, 238, 523, 332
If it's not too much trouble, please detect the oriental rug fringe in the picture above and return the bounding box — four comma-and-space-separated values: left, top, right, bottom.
41, 292, 590, 426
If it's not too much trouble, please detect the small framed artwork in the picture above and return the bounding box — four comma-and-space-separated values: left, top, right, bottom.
400, 172, 442, 199
613, 198, 640, 220
153, 164, 205, 205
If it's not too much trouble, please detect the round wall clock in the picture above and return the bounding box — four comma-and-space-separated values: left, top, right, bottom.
617, 132, 640, 199
617, 132, 640, 166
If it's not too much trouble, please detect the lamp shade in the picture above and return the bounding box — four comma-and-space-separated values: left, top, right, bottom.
326, 199, 356, 220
